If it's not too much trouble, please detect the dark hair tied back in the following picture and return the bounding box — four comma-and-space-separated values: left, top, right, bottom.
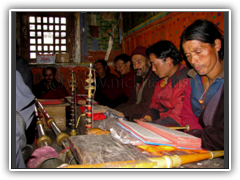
180, 19, 224, 61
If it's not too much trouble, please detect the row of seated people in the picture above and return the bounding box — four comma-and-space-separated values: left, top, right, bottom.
28, 19, 224, 158
93, 19, 224, 152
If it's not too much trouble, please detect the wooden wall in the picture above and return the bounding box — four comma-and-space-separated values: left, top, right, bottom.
122, 11, 224, 57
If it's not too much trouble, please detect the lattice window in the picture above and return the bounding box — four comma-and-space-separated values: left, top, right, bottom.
28, 16, 67, 59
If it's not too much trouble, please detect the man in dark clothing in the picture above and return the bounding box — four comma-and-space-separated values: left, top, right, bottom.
115, 46, 159, 121
94, 59, 120, 108
134, 40, 189, 127
180, 20, 224, 151
113, 54, 136, 107
33, 66, 69, 99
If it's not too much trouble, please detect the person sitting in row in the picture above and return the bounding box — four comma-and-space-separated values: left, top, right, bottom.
115, 46, 160, 121
180, 19, 224, 151
93, 55, 135, 109
113, 54, 136, 107
33, 66, 69, 99
134, 40, 189, 127
94, 59, 120, 108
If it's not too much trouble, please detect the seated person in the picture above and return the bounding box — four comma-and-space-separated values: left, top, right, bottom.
33, 66, 69, 99
113, 54, 136, 107
179, 19, 224, 151
134, 40, 189, 127
93, 59, 120, 108
115, 46, 160, 121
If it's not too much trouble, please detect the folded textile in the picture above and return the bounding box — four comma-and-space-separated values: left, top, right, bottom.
79, 106, 106, 121
26, 146, 59, 168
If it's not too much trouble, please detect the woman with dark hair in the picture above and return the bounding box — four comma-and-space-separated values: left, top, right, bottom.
93, 59, 120, 108
33, 66, 69, 99
180, 19, 224, 151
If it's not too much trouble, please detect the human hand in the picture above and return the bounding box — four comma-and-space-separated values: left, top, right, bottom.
134, 118, 147, 123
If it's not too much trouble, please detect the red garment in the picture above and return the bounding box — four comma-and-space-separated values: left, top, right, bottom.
119, 70, 136, 98
34, 79, 69, 99
94, 73, 120, 108
143, 64, 189, 126
38, 86, 69, 99
97, 73, 120, 100
180, 81, 203, 131
38, 99, 63, 105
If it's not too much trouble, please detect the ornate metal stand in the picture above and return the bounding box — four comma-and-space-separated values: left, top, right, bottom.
69, 71, 78, 136
84, 63, 95, 132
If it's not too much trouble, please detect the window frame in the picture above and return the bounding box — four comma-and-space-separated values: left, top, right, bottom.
29, 15, 67, 59
18, 12, 74, 63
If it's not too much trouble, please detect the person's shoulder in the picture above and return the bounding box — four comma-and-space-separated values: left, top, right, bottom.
127, 69, 136, 78
107, 73, 118, 79
176, 64, 189, 78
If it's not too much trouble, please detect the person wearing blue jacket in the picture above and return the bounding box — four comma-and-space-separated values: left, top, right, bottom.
180, 19, 224, 151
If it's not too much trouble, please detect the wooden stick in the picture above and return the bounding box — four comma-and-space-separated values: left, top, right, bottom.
168, 124, 190, 132
58, 159, 156, 168
58, 150, 224, 168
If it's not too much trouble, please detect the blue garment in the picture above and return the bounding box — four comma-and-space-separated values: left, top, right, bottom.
16, 70, 35, 168
189, 70, 224, 117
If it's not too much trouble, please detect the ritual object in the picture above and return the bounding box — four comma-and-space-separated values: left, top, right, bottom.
137, 121, 201, 149
118, 119, 201, 149
37, 99, 69, 131
36, 99, 70, 148
68, 134, 148, 165
69, 71, 77, 136
34, 105, 51, 147
65, 95, 98, 105
118, 119, 172, 146
79, 106, 106, 121
58, 150, 224, 168
36, 98, 77, 164
168, 124, 190, 132
84, 63, 95, 130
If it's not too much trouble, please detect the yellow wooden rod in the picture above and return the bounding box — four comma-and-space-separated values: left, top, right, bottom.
149, 150, 224, 168
58, 150, 224, 168
168, 124, 190, 132
58, 159, 157, 168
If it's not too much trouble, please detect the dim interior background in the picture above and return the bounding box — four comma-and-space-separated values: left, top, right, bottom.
16, 11, 224, 95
